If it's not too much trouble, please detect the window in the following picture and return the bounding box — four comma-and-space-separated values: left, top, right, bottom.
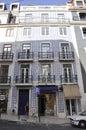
23, 43, 31, 52
41, 27, 49, 35
82, 27, 86, 37
41, 64, 51, 75
0, 5, 3, 10
41, 43, 50, 52
63, 64, 73, 83
11, 4, 18, 11
20, 64, 30, 83
8, 14, 16, 24
76, 1, 83, 7
3, 44, 12, 54
6, 28, 14, 36
2, 44, 12, 59
59, 27, 67, 35
79, 13, 86, 20
57, 14, 65, 22
25, 14, 32, 22
61, 43, 69, 58
23, 28, 31, 36
41, 13, 48, 22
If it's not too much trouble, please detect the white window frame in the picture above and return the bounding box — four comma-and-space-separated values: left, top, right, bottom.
20, 63, 31, 76
25, 14, 32, 23
41, 43, 50, 52
74, 0, 84, 8
41, 27, 49, 35
22, 43, 31, 52
23, 28, 31, 36
6, 28, 14, 37
41, 13, 49, 22
62, 63, 74, 77
41, 64, 51, 75
59, 27, 67, 36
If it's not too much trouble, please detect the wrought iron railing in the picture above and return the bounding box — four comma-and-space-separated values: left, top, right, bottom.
0, 76, 11, 83
0, 53, 14, 60
38, 75, 55, 83
60, 75, 77, 83
59, 51, 74, 61
18, 52, 34, 59
38, 52, 54, 59
16, 75, 33, 84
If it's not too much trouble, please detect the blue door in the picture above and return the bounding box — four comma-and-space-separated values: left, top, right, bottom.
18, 89, 29, 115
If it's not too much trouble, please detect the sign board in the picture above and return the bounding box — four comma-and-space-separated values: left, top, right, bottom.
0, 95, 5, 101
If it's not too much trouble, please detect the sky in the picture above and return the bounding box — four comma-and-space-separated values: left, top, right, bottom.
0, 0, 71, 7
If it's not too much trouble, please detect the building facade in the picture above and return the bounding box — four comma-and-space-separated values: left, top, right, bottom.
0, 0, 85, 119
67, 0, 86, 111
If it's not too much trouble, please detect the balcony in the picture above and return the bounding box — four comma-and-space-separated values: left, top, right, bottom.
19, 18, 70, 24
38, 52, 54, 61
59, 52, 74, 62
18, 52, 34, 62
60, 75, 77, 84
0, 53, 14, 62
15, 75, 33, 86
38, 75, 55, 85
0, 76, 11, 86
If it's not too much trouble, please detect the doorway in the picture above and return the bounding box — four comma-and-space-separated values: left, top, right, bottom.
38, 93, 56, 116
66, 99, 77, 116
18, 89, 29, 115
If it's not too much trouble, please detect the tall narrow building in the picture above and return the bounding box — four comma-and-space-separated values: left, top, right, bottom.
0, 1, 85, 120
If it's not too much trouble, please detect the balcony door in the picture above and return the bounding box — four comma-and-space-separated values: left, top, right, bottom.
3, 44, 12, 59
0, 65, 9, 83
23, 44, 31, 58
61, 43, 70, 59
21, 64, 30, 83
41, 64, 51, 82
41, 43, 50, 58
63, 64, 73, 83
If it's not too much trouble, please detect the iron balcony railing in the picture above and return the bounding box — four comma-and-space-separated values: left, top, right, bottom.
18, 52, 34, 59
59, 51, 74, 61
16, 75, 33, 84
38, 75, 55, 83
60, 75, 77, 83
0, 76, 11, 84
38, 52, 54, 59
0, 53, 14, 60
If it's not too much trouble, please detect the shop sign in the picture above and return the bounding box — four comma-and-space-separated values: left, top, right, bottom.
0, 95, 5, 101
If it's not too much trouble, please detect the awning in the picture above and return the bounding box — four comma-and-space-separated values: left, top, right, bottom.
36, 85, 58, 94
63, 85, 81, 99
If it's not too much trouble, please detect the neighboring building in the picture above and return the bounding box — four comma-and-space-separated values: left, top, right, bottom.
67, 0, 86, 111
0, 0, 85, 119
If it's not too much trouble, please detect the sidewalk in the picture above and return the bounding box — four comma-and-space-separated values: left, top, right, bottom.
0, 114, 70, 125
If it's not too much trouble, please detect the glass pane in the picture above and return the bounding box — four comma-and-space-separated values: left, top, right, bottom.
66, 99, 70, 115
42, 65, 50, 75
41, 43, 50, 52
45, 94, 56, 116
71, 99, 76, 115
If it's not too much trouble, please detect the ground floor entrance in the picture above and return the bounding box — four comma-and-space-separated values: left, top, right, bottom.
0, 89, 8, 113
18, 89, 29, 115
38, 93, 56, 116
65, 99, 80, 116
